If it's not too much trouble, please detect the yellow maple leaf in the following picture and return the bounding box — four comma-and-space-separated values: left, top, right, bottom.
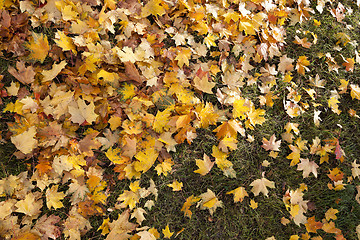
97, 69, 120, 85
4, 100, 24, 115
203, 34, 217, 48
226, 187, 248, 203
350, 84, 360, 100
162, 225, 174, 239
196, 102, 219, 128
247, 106, 266, 127
193, 75, 216, 94
219, 136, 238, 152
167, 180, 183, 191
194, 154, 214, 176
15, 192, 43, 216
106, 147, 129, 165
198, 189, 223, 215
154, 159, 173, 176
181, 195, 201, 218
108, 115, 122, 130
98, 218, 110, 235
175, 48, 191, 68
249, 199, 258, 209
25, 32, 50, 63
296, 56, 310, 75
41, 60, 67, 82
11, 125, 37, 154
46, 185, 65, 209
54, 31, 77, 54
142, 0, 166, 17
325, 208, 339, 221
68, 98, 99, 125
287, 145, 301, 166
153, 108, 172, 133
134, 148, 159, 173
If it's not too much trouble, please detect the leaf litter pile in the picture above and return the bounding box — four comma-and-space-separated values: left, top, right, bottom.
0, 0, 360, 239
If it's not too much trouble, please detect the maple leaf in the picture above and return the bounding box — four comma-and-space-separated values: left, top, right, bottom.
175, 48, 191, 68
287, 145, 301, 166
194, 154, 214, 176
24, 32, 50, 63
167, 180, 183, 191
213, 120, 244, 139
137, 230, 157, 240
350, 84, 360, 100
141, 0, 166, 17
41, 60, 67, 82
249, 199, 258, 209
342, 58, 355, 72
297, 158, 319, 178
0, 199, 15, 219
322, 220, 342, 235
153, 108, 171, 133
15, 192, 43, 216
54, 31, 77, 54
233, 97, 250, 119
226, 187, 248, 203
296, 56, 310, 75
98, 218, 110, 235
6, 81, 20, 96
63, 206, 92, 240
305, 216, 323, 233
218, 136, 238, 152
197, 189, 223, 215
106, 209, 137, 240
8, 61, 36, 85
250, 176, 275, 197
11, 232, 40, 240
158, 132, 177, 152
33, 214, 61, 240
352, 160, 360, 179
162, 225, 174, 239
155, 159, 173, 176
325, 208, 339, 221
293, 36, 312, 48
134, 148, 159, 173
115, 47, 139, 63
131, 208, 147, 225
46, 185, 66, 209
193, 75, 216, 94
67, 179, 89, 205
11, 125, 38, 154
262, 134, 281, 151
68, 98, 99, 125
196, 102, 220, 128
181, 195, 201, 218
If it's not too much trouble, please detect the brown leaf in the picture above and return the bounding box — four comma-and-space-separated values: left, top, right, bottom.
34, 214, 61, 240
8, 61, 36, 85
78, 132, 101, 157
124, 61, 143, 84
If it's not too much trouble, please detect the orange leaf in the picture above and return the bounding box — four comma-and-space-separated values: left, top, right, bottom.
305, 216, 323, 233
24, 32, 50, 63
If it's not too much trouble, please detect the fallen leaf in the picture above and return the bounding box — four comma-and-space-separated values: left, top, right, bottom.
262, 134, 281, 151
8, 61, 36, 85
162, 225, 174, 239
226, 187, 248, 203
250, 176, 275, 197
194, 154, 214, 176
